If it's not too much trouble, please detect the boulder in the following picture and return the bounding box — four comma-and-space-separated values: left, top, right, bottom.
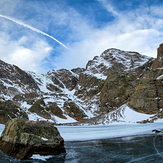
0, 118, 66, 160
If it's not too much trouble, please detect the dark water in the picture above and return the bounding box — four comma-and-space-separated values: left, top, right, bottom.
1, 135, 163, 163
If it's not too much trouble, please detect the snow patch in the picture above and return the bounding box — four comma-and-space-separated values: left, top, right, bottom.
21, 102, 32, 109
51, 115, 77, 124
157, 75, 163, 80
0, 124, 5, 136
103, 104, 154, 124
41, 137, 48, 141
28, 113, 54, 123
31, 154, 53, 161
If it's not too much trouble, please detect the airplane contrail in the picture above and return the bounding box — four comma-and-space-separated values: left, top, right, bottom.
0, 14, 68, 49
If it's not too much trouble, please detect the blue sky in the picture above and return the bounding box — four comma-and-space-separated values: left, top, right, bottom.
0, 0, 163, 73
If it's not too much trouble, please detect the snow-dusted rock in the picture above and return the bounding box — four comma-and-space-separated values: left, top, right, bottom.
85, 48, 154, 79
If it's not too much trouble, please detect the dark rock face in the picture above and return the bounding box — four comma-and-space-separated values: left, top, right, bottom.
75, 73, 104, 99
29, 99, 66, 120
29, 98, 51, 119
152, 43, 163, 69
0, 118, 65, 160
47, 69, 78, 91
47, 102, 65, 119
64, 101, 87, 120
71, 67, 85, 75
129, 80, 159, 114
0, 100, 28, 124
0, 60, 40, 91
100, 73, 139, 112
129, 68, 163, 114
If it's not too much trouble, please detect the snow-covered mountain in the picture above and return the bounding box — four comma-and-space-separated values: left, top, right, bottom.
84, 48, 154, 79
1, 46, 163, 125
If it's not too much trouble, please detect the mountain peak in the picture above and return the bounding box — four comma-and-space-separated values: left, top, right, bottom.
85, 48, 154, 79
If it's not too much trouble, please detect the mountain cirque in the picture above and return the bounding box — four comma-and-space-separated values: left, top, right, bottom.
0, 44, 163, 125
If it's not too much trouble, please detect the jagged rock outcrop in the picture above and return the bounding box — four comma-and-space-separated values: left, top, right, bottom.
74, 48, 154, 102
13, 92, 40, 105
0, 118, 65, 160
100, 73, 139, 112
152, 43, 163, 69
46, 69, 78, 91
129, 42, 163, 114
28, 98, 66, 120
85, 48, 154, 77
71, 67, 85, 75
129, 80, 159, 114
0, 100, 28, 124
63, 101, 87, 120
75, 73, 105, 99
0, 60, 39, 92
29, 98, 51, 119
129, 68, 163, 114
47, 102, 66, 119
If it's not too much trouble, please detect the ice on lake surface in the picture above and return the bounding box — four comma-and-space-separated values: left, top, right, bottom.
1, 135, 163, 163
1, 123, 163, 162
57, 122, 163, 141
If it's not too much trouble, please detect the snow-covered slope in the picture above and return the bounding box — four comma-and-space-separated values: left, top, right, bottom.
99, 104, 155, 124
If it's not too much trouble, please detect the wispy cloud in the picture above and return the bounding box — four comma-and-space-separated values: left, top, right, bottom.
97, 0, 119, 16
0, 14, 68, 49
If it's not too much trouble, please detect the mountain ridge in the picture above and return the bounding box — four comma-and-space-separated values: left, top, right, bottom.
0, 46, 163, 125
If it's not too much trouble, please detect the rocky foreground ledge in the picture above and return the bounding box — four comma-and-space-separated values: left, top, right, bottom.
0, 118, 66, 160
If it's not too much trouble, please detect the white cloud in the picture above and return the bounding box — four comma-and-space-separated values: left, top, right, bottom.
0, 34, 52, 73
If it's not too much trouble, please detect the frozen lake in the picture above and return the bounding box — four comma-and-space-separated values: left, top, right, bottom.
0, 123, 163, 162
57, 122, 163, 141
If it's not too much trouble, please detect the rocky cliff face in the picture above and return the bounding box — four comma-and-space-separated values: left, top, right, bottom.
152, 43, 163, 69
1, 45, 162, 125
0, 60, 39, 97
129, 67, 163, 114
100, 73, 139, 112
